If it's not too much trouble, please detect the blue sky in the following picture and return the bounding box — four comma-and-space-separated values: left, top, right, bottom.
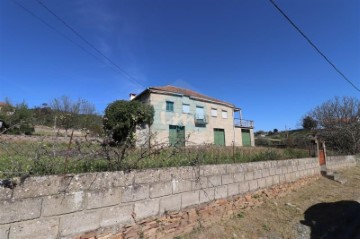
0, 0, 359, 131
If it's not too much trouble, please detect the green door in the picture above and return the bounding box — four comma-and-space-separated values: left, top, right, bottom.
169, 125, 185, 147
214, 128, 225, 146
242, 129, 251, 146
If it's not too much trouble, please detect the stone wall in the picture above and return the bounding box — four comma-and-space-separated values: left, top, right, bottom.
325, 155, 358, 170
1, 156, 355, 239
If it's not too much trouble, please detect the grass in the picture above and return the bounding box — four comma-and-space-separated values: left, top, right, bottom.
0, 138, 310, 178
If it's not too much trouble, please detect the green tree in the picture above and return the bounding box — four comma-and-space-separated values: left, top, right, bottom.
103, 100, 154, 144
302, 116, 317, 130
33, 103, 54, 126
0, 100, 34, 135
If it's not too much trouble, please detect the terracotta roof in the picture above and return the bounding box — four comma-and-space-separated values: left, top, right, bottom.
0, 102, 8, 107
149, 85, 235, 107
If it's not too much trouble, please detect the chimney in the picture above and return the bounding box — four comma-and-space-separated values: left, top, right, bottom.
129, 93, 137, 100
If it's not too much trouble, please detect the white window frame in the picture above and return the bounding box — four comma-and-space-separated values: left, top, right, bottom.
211, 108, 217, 117
222, 110, 228, 119
182, 104, 190, 114
195, 106, 205, 119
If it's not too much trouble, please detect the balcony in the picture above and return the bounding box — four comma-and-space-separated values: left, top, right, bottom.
234, 118, 254, 128
194, 114, 209, 126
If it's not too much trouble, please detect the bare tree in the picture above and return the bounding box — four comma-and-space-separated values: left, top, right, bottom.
310, 96, 360, 154
50, 96, 97, 134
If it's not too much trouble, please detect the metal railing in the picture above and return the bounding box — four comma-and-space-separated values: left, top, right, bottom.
194, 114, 209, 125
234, 119, 254, 128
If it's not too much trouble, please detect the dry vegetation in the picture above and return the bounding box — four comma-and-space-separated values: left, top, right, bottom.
0, 134, 309, 177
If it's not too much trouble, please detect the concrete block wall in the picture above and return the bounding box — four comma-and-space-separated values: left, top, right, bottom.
326, 155, 358, 170
0, 157, 329, 239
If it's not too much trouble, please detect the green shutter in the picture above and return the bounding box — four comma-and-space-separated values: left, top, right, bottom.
169, 125, 177, 146
176, 126, 185, 147
214, 129, 225, 146
169, 125, 185, 147
242, 129, 251, 146
166, 101, 174, 112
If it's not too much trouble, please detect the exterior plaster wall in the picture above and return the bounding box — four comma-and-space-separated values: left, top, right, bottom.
149, 93, 237, 146
234, 127, 243, 146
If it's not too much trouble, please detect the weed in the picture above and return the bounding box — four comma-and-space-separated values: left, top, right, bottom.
0, 138, 310, 177
236, 212, 245, 219
262, 224, 271, 231
253, 194, 260, 199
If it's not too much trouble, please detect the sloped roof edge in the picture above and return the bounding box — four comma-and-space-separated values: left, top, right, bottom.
135, 85, 237, 108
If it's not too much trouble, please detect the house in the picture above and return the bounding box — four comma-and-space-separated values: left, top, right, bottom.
132, 85, 255, 147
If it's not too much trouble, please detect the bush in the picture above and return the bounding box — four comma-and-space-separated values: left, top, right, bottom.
103, 100, 154, 144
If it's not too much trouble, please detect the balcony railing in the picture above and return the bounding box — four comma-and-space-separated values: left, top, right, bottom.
234, 119, 254, 128
194, 114, 209, 125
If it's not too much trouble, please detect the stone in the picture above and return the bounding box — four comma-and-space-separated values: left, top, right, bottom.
191, 177, 207, 190
100, 205, 133, 227
207, 175, 222, 187
254, 170, 262, 179
172, 179, 192, 194
244, 171, 254, 181
181, 191, 200, 208
88, 171, 133, 190
10, 218, 59, 239
150, 181, 172, 198
134, 199, 160, 220
221, 174, 234, 185
87, 188, 122, 209
227, 183, 239, 196
0, 225, 10, 239
248, 180, 258, 191
134, 170, 160, 184
214, 185, 228, 199
0, 198, 41, 224
59, 211, 100, 236
160, 194, 181, 213
239, 182, 249, 193
233, 172, 245, 182
12, 175, 72, 199
42, 192, 84, 216
121, 184, 149, 202
200, 188, 215, 204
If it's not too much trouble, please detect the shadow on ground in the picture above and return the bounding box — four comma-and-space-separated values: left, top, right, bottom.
301, 200, 360, 239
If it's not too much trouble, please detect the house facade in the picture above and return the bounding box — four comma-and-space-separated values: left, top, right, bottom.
133, 86, 255, 147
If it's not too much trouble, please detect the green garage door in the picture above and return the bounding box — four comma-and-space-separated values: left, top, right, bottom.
242, 129, 251, 146
214, 128, 225, 146
169, 125, 185, 147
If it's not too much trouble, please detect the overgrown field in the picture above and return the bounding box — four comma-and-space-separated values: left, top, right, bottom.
0, 136, 309, 178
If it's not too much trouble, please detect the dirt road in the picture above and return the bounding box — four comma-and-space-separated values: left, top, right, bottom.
184, 166, 360, 239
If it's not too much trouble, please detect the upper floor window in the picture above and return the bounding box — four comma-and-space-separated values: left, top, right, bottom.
196, 106, 204, 119
182, 104, 190, 114
166, 101, 174, 112
211, 108, 217, 117
222, 110, 228, 119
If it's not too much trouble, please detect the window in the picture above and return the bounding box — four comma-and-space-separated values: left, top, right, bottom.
211, 108, 217, 117
195, 106, 204, 119
222, 110, 228, 119
166, 101, 174, 112
182, 104, 190, 114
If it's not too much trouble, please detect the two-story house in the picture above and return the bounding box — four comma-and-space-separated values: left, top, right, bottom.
132, 85, 254, 147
